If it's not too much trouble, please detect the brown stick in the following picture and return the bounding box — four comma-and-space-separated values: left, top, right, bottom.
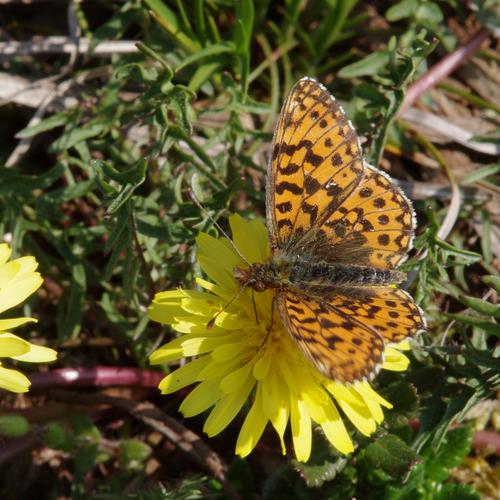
399, 27, 491, 115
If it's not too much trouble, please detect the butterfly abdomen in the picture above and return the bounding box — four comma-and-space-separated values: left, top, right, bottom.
234, 257, 405, 295
288, 258, 405, 288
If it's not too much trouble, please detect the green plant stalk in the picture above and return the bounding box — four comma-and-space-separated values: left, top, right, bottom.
437, 81, 500, 114
149, 11, 200, 54
128, 207, 156, 301
369, 89, 404, 167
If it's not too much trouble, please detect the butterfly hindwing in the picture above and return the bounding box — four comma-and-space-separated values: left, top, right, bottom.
315, 164, 416, 268
325, 287, 426, 344
277, 290, 385, 383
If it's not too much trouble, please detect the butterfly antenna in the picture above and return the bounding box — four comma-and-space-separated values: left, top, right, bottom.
188, 189, 252, 266
207, 286, 247, 329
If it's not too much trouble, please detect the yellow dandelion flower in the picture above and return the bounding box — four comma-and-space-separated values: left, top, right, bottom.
0, 243, 57, 393
148, 215, 412, 462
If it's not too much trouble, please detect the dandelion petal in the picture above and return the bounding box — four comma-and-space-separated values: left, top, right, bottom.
204, 376, 256, 437
236, 384, 268, 457
0, 366, 31, 393
180, 378, 224, 417
291, 397, 312, 462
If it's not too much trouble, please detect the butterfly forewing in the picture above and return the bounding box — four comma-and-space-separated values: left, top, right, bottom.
267, 78, 415, 269
267, 78, 365, 250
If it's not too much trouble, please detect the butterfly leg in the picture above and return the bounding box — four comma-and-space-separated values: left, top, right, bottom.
258, 292, 277, 350
251, 289, 260, 326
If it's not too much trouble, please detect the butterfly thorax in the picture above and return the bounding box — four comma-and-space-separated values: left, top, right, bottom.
234, 254, 405, 294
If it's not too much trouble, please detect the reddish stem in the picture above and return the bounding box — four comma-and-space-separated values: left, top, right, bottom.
29, 367, 164, 389
471, 430, 500, 455
399, 27, 490, 115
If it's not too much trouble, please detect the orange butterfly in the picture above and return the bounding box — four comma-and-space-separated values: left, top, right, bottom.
234, 78, 425, 383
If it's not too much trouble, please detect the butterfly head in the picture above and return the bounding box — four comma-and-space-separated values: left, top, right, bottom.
233, 262, 287, 292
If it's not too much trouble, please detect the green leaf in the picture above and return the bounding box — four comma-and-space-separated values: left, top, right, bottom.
459, 295, 500, 318
135, 216, 171, 240
43, 422, 75, 451
145, 0, 200, 53
0, 415, 30, 437
188, 61, 222, 92
105, 213, 131, 280
433, 483, 480, 500
194, 0, 207, 44
74, 444, 101, 480
384, 462, 426, 500
227, 457, 255, 497
386, 0, 418, 21
482, 274, 500, 292
58, 262, 86, 340
444, 313, 499, 337
312, 0, 359, 55
415, 384, 479, 453
114, 62, 159, 82
136, 42, 174, 79
363, 434, 419, 479
294, 457, 348, 488
460, 164, 500, 185
426, 427, 473, 482
16, 112, 69, 138
70, 415, 102, 441
338, 50, 391, 78
462, 336, 500, 370
234, 0, 254, 52
416, 2, 444, 25
434, 238, 482, 265
382, 381, 419, 418
0, 164, 66, 195
50, 122, 105, 152
119, 439, 152, 470
88, 5, 137, 54
176, 42, 235, 72
292, 428, 349, 488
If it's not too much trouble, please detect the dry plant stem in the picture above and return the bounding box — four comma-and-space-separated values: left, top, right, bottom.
29, 367, 164, 389
4, 67, 110, 166
50, 390, 242, 500
5, 85, 61, 167
0, 37, 139, 56
397, 179, 488, 202
1, 402, 98, 423
60, 336, 117, 348
399, 27, 491, 115
5, 4, 78, 168
399, 109, 499, 156
0, 66, 109, 109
